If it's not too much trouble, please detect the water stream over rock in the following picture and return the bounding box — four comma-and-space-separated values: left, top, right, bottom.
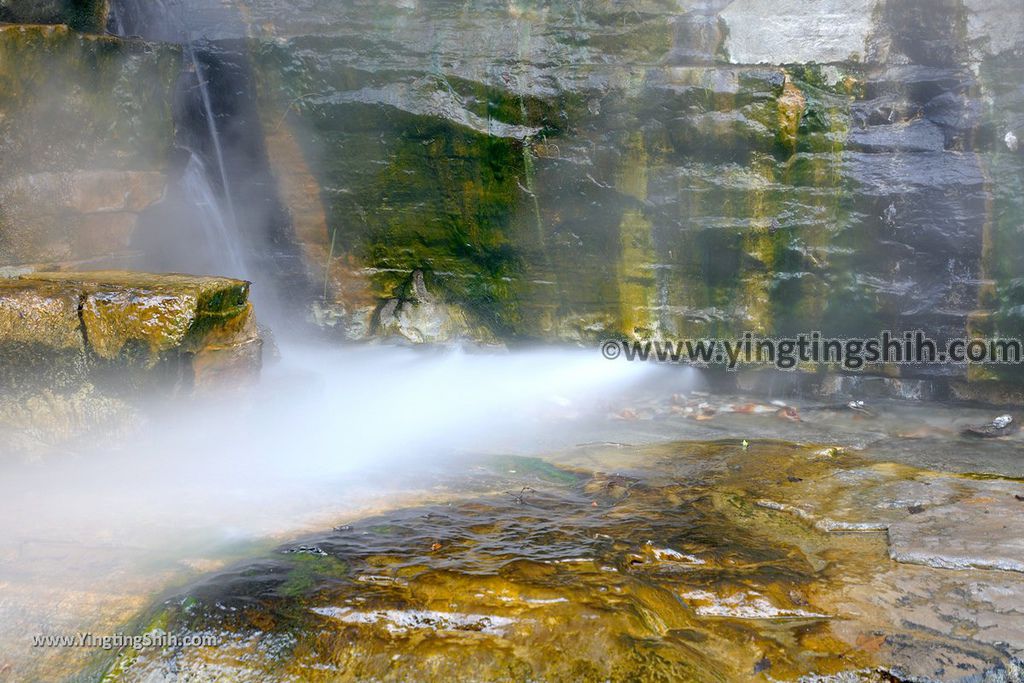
1, 343, 1023, 680
58, 408, 1024, 682
108, 0, 311, 316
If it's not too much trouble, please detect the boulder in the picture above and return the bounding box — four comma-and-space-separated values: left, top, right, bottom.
0, 271, 261, 389
0, 278, 83, 351
376, 270, 493, 345
0, 271, 262, 459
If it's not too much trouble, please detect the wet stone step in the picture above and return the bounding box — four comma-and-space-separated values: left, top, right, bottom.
0, 270, 261, 392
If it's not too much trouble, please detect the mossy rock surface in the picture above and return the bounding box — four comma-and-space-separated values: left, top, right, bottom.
0, 278, 88, 389
0, 271, 261, 458
0, 278, 84, 350
0, 0, 109, 32
0, 24, 178, 176
244, 0, 1024, 394
21, 271, 251, 363
0, 271, 258, 394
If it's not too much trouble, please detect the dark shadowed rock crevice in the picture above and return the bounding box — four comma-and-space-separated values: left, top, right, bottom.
104, 0, 316, 326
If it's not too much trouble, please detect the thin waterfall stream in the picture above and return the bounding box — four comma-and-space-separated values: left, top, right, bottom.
109, 0, 307, 308
178, 153, 246, 278
109, 0, 248, 280
185, 43, 242, 262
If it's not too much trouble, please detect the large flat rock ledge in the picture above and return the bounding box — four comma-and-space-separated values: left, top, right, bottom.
0, 271, 261, 392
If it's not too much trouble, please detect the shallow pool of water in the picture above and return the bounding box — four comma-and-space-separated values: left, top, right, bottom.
1, 343, 1022, 681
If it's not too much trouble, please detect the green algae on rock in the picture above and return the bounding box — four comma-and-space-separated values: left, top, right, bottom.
21, 271, 256, 366
0, 271, 260, 390
239, 0, 1024, 403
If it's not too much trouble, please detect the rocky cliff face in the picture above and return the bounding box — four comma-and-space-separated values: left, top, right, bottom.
0, 1, 1022, 386
232, 0, 1024, 373
0, 24, 178, 272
